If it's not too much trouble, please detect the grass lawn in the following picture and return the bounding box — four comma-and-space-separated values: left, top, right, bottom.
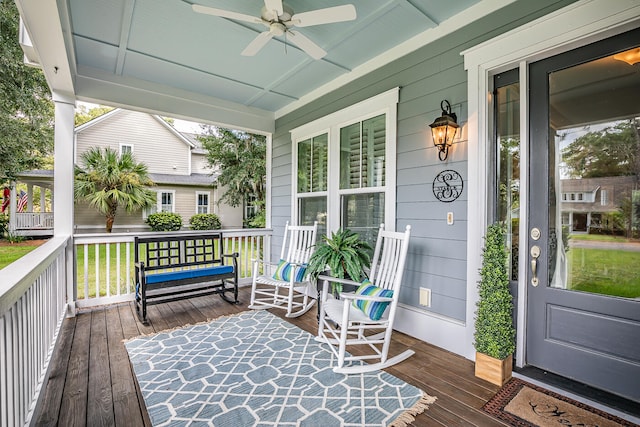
570, 234, 635, 243
567, 247, 640, 298
0, 239, 48, 270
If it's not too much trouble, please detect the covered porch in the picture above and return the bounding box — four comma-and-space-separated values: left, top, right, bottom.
3, 0, 640, 425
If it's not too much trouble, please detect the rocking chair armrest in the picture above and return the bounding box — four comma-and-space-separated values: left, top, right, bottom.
317, 275, 361, 287
338, 292, 393, 303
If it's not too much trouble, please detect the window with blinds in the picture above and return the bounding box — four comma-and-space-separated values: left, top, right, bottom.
340, 114, 385, 189
298, 134, 328, 193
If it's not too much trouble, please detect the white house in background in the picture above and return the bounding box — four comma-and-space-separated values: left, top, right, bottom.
9, 109, 244, 235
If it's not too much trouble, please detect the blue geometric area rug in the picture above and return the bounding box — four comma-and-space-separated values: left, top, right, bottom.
125, 310, 436, 426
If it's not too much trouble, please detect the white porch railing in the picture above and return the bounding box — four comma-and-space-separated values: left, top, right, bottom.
73, 228, 272, 308
15, 212, 54, 230
0, 236, 69, 427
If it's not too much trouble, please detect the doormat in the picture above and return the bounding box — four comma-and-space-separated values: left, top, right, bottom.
482, 378, 638, 427
125, 310, 436, 426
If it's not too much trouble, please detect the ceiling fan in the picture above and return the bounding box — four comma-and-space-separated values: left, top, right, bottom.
192, 1, 357, 60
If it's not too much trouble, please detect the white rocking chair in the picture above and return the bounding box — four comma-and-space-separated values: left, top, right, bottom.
249, 221, 318, 317
316, 224, 412, 373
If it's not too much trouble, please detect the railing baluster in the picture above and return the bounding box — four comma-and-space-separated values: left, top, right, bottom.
106, 243, 111, 298
95, 244, 100, 298
84, 243, 89, 301
116, 243, 121, 296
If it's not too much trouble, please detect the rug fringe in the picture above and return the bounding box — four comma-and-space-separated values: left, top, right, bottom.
389, 391, 437, 427
122, 310, 252, 344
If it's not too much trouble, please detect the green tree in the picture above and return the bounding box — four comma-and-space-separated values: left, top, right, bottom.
562, 120, 640, 179
0, 1, 54, 181
75, 105, 113, 126
74, 148, 156, 232
199, 127, 266, 208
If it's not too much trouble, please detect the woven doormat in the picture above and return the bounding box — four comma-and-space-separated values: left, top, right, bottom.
482, 378, 638, 427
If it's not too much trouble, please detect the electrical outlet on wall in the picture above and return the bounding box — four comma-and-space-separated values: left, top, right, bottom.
419, 287, 431, 307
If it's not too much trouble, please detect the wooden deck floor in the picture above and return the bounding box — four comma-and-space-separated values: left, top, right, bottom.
35, 287, 508, 426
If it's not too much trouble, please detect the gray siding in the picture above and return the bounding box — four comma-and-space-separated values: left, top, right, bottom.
271, 0, 576, 321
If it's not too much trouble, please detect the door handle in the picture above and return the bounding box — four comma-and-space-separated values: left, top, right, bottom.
530, 245, 540, 287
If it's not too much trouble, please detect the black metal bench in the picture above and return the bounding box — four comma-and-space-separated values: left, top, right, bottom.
134, 233, 239, 324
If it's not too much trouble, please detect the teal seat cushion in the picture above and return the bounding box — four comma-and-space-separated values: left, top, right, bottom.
145, 265, 233, 284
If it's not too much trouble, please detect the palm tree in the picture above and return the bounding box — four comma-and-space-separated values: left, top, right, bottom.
74, 147, 156, 232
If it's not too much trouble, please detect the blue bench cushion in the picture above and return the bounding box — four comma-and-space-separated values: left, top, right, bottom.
145, 265, 234, 284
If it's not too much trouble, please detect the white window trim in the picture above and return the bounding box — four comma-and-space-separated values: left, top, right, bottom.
143, 189, 176, 218
119, 143, 133, 155
462, 0, 640, 364
195, 191, 210, 214
290, 87, 399, 233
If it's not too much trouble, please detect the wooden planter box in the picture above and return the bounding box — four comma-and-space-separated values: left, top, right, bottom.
475, 351, 512, 386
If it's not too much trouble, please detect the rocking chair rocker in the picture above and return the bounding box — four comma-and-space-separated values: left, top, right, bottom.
249, 221, 318, 317
316, 224, 412, 373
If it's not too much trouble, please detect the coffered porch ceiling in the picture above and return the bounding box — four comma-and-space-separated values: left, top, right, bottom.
17, 0, 512, 132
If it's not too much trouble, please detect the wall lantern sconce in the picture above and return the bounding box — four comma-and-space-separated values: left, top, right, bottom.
429, 100, 459, 161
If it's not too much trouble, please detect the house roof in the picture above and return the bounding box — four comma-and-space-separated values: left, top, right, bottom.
16, 0, 510, 132
16, 169, 216, 187
149, 173, 217, 186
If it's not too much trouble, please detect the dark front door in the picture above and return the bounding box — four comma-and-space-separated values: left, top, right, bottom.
527, 28, 640, 402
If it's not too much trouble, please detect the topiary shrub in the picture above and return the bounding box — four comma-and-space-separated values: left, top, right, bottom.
473, 223, 516, 360
145, 212, 183, 231
189, 213, 221, 230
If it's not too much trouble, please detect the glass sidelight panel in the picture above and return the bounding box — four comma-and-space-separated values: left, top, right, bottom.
548, 46, 640, 299
495, 70, 520, 281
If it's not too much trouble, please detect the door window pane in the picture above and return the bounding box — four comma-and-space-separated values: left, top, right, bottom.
549, 46, 640, 299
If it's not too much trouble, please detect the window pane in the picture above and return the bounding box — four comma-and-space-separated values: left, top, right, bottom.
298, 138, 311, 193
340, 115, 386, 189
363, 114, 385, 187
341, 193, 384, 247
340, 123, 361, 189
197, 193, 208, 214
299, 196, 327, 238
548, 45, 640, 299
312, 134, 328, 192
161, 192, 173, 212
496, 78, 520, 281
298, 135, 327, 193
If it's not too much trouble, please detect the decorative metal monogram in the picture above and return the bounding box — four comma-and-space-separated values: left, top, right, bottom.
433, 170, 463, 203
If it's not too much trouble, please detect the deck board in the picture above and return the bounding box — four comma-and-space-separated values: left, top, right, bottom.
36, 287, 510, 426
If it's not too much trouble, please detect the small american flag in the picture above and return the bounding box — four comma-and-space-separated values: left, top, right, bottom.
17, 190, 28, 212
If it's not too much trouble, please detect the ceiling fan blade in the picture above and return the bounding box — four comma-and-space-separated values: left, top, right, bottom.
241, 31, 274, 56
192, 4, 262, 24
264, 0, 283, 16
287, 30, 326, 60
291, 5, 356, 28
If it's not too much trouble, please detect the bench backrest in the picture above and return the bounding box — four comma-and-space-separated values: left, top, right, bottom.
135, 233, 225, 272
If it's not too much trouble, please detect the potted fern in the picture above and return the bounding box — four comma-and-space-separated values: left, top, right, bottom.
306, 228, 373, 294
474, 223, 516, 386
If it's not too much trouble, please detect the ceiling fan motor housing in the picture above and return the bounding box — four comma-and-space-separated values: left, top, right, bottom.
261, 4, 293, 24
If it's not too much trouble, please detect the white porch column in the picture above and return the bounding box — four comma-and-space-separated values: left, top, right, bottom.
40, 186, 46, 212
9, 183, 17, 232
27, 183, 34, 211
53, 93, 76, 317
